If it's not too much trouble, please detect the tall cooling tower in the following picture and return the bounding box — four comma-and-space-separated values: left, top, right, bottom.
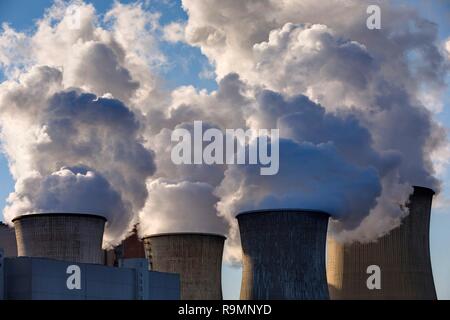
143, 233, 225, 300
237, 209, 330, 300
13, 213, 106, 264
327, 186, 436, 299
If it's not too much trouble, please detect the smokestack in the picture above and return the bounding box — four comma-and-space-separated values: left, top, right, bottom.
327, 186, 437, 299
13, 213, 106, 264
143, 233, 225, 300
237, 209, 330, 300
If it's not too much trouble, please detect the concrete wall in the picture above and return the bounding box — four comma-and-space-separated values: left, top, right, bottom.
0, 223, 17, 257
2, 257, 179, 300
238, 209, 330, 300
327, 186, 437, 299
143, 233, 225, 300
13, 213, 105, 264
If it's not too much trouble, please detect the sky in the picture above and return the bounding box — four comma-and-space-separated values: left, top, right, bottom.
401, 0, 450, 300
0, 0, 449, 299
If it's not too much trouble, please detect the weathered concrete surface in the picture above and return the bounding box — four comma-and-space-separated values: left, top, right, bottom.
327, 186, 437, 300
143, 233, 225, 300
13, 213, 106, 264
0, 223, 17, 257
238, 209, 330, 300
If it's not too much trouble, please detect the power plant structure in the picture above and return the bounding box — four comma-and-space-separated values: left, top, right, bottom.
114, 227, 146, 260
1, 213, 180, 300
237, 209, 330, 300
13, 213, 106, 264
0, 186, 442, 300
327, 186, 437, 300
104, 228, 146, 267
0, 222, 17, 257
143, 232, 225, 300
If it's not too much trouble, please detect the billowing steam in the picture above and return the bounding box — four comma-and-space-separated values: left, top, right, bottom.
0, 2, 157, 247
178, 0, 449, 261
0, 1, 449, 261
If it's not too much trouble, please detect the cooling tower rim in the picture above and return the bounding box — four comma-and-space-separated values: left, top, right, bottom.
142, 232, 227, 240
236, 208, 330, 218
413, 185, 435, 195
12, 212, 107, 223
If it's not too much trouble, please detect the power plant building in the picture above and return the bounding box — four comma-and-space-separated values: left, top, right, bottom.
0, 253, 179, 300
116, 230, 146, 259
1, 213, 181, 300
103, 229, 146, 267
143, 233, 225, 300
327, 186, 437, 299
237, 209, 330, 300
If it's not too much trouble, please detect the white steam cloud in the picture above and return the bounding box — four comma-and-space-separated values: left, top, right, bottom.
0, 2, 157, 247
181, 0, 448, 261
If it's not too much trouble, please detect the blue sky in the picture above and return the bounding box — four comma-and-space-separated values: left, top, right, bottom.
0, 0, 449, 299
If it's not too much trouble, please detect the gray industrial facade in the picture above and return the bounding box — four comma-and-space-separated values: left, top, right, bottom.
0, 250, 180, 300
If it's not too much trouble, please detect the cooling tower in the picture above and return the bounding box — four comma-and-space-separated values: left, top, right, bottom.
237, 209, 330, 300
0, 222, 17, 257
13, 213, 106, 264
327, 186, 436, 300
143, 233, 225, 300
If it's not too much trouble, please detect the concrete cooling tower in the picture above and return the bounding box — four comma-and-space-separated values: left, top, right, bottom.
237, 209, 330, 300
327, 186, 436, 300
143, 233, 225, 300
0, 222, 17, 257
13, 213, 106, 264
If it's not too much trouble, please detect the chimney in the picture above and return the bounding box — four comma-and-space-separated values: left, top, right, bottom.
237, 209, 330, 300
327, 186, 437, 299
143, 232, 225, 300
13, 213, 106, 264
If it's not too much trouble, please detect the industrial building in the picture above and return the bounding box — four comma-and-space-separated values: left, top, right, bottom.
0, 253, 179, 300
1, 213, 181, 300
327, 186, 437, 299
103, 227, 146, 267
143, 232, 225, 300
115, 228, 146, 259
237, 209, 330, 300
